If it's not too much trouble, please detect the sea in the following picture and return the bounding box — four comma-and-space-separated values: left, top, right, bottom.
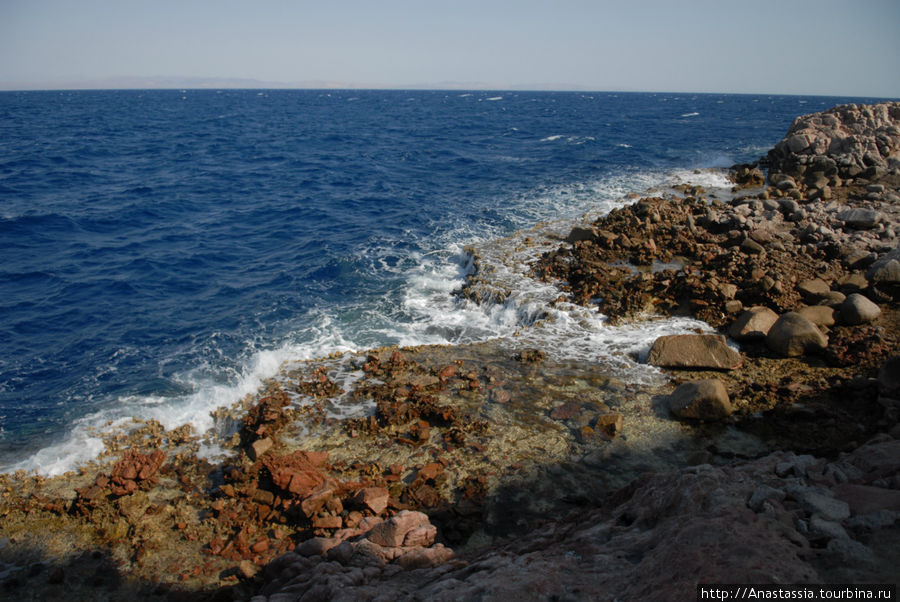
0, 89, 889, 476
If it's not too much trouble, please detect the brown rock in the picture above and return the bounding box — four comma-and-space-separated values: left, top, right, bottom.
728, 306, 779, 341
797, 278, 832, 303
550, 401, 583, 420
765, 312, 829, 357
248, 437, 274, 461
238, 560, 258, 579
797, 305, 836, 328
668, 379, 733, 421
594, 413, 624, 438
647, 334, 742, 370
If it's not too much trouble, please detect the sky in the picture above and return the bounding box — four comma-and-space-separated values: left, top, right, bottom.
1, 0, 899, 97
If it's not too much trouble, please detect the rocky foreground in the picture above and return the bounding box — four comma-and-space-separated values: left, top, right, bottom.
1, 102, 899, 601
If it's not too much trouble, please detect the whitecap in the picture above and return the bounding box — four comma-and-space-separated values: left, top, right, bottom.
681, 112, 700, 117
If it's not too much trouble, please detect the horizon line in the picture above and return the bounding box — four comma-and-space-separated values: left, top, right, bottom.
0, 76, 898, 100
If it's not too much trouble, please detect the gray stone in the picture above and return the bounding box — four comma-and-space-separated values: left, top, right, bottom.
668, 379, 733, 421
867, 258, 900, 285
809, 515, 849, 541
728, 306, 779, 341
796, 489, 851, 521
797, 278, 832, 303
765, 312, 829, 357
840, 293, 881, 325
838, 208, 882, 229
747, 485, 786, 512
740, 237, 765, 255
647, 334, 742, 370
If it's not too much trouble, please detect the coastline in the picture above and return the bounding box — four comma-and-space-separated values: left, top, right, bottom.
1, 102, 899, 600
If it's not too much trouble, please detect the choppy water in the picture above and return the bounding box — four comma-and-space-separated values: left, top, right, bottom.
0, 89, 886, 475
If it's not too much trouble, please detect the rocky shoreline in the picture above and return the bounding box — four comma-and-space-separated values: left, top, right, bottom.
1, 102, 899, 600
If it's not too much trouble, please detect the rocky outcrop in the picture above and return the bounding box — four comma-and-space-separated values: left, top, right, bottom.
250, 434, 900, 601
766, 102, 900, 190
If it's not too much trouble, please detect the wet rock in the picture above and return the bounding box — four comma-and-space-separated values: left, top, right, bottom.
668, 379, 733, 421
593, 413, 624, 438
647, 334, 742, 370
728, 306, 779, 341
840, 293, 881, 325
765, 312, 829, 357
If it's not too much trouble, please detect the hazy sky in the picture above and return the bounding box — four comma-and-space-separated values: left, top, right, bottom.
2, 0, 899, 96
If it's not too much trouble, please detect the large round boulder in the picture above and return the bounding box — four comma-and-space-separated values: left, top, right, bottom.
765, 312, 829, 357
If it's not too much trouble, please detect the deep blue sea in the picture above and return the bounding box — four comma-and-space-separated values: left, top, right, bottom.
0, 89, 888, 474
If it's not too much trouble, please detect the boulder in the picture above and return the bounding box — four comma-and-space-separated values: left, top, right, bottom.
867, 257, 900, 285
837, 208, 882, 230
728, 306, 779, 341
796, 305, 836, 328
668, 379, 733, 420
365, 510, 435, 548
647, 334, 742, 370
840, 293, 881, 325
797, 278, 832, 303
765, 312, 828, 357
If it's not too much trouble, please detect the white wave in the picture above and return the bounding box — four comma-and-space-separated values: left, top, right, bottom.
541, 134, 565, 142
6, 166, 739, 477
681, 112, 700, 117
486, 96, 503, 101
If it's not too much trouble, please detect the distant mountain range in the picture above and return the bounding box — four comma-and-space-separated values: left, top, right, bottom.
0, 75, 594, 92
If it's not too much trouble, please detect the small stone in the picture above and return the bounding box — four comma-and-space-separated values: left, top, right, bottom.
668, 379, 732, 421
867, 258, 900, 285
593, 413, 623, 438
740, 237, 765, 255
238, 560, 258, 579
840, 293, 881, 325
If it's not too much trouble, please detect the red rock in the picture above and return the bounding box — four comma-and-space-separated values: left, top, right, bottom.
300, 484, 337, 518
418, 462, 444, 481
395, 544, 454, 569
354, 487, 390, 515
550, 402, 582, 420
312, 515, 343, 530
365, 510, 432, 547
250, 538, 269, 554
